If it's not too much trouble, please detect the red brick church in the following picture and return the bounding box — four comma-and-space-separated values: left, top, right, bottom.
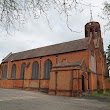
0, 21, 110, 96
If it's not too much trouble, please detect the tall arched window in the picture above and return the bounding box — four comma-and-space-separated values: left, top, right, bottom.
2, 65, 7, 79
20, 62, 26, 80
31, 61, 39, 79
44, 59, 52, 79
11, 64, 16, 79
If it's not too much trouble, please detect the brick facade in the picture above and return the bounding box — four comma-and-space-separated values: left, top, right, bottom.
0, 21, 109, 96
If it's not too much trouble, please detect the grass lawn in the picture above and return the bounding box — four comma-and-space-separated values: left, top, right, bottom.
83, 91, 110, 102
89, 91, 110, 97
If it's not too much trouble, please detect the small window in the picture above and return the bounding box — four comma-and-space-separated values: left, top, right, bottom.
20, 63, 26, 79
31, 61, 39, 79
2, 65, 7, 79
44, 59, 52, 79
90, 28, 93, 38
90, 32, 93, 37
95, 32, 98, 38
11, 64, 16, 79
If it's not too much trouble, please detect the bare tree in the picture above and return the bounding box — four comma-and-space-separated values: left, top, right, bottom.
0, 0, 92, 34
103, 1, 110, 31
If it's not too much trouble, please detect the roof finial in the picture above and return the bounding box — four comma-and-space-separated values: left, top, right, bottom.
90, 4, 93, 22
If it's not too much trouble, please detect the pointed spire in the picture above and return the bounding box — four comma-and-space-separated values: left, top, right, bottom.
90, 4, 93, 21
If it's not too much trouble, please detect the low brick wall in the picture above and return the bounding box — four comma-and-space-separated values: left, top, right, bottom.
0, 79, 49, 92
0, 80, 23, 88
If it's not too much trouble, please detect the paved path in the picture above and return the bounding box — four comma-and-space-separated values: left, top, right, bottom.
0, 88, 110, 110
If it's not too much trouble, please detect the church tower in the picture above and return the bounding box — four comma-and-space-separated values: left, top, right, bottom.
85, 21, 106, 91
85, 22, 101, 38
85, 21, 104, 53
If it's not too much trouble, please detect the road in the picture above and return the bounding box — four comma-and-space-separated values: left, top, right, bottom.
0, 88, 110, 110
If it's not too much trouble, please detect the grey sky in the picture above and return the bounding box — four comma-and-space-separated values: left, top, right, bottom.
0, 0, 109, 63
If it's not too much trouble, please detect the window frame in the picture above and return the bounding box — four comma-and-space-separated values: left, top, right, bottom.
2, 65, 7, 79
91, 54, 96, 73
20, 62, 26, 80
11, 64, 16, 79
31, 61, 39, 80
44, 59, 52, 79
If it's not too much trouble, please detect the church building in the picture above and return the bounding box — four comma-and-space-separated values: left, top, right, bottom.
0, 21, 110, 96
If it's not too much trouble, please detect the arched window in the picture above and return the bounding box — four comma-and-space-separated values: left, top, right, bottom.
44, 59, 52, 79
90, 28, 93, 38
11, 64, 16, 79
31, 61, 39, 79
2, 65, 7, 79
20, 62, 26, 80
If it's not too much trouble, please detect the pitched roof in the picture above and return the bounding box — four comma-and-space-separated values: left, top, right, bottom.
2, 37, 89, 62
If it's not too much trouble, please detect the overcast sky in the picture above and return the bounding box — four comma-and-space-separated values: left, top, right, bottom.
0, 0, 109, 63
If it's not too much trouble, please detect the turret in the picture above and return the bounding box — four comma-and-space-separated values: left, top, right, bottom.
85, 21, 101, 39
85, 21, 104, 52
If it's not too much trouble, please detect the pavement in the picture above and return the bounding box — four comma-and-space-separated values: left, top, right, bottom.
0, 88, 110, 110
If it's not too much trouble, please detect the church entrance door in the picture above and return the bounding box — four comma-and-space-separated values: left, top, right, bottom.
82, 75, 85, 92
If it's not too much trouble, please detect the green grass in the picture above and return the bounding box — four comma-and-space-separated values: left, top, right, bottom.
91, 91, 110, 97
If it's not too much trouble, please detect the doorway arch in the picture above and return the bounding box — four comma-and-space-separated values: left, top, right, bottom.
82, 75, 85, 92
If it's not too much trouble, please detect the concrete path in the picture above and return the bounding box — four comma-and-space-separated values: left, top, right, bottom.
0, 88, 110, 110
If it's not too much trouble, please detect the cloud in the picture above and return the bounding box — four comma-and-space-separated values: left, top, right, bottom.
0, 0, 109, 63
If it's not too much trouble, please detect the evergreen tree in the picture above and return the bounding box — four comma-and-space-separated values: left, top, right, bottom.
106, 44, 110, 70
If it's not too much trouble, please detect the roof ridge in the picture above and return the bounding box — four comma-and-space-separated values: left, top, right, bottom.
12, 37, 88, 55
2, 37, 89, 62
